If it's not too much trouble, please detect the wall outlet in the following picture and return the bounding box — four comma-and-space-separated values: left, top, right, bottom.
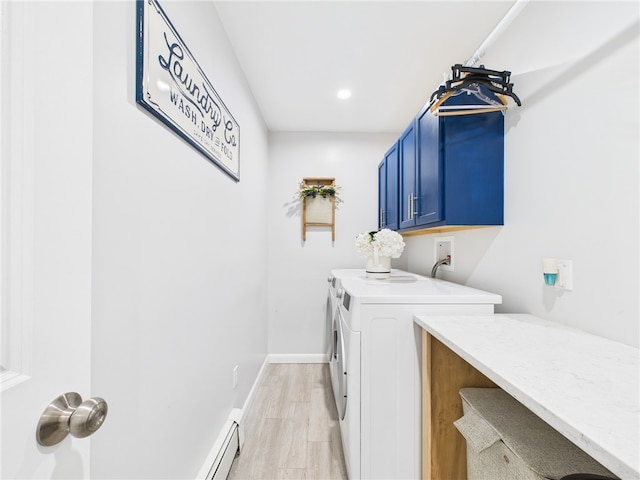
233, 365, 239, 389
543, 258, 573, 291
555, 259, 573, 291
434, 236, 454, 272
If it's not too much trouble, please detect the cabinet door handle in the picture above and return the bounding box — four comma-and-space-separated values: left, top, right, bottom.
408, 194, 417, 219
412, 194, 418, 219
380, 209, 385, 227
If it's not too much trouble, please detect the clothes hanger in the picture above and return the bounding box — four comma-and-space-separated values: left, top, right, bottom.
427, 63, 521, 116
446, 77, 521, 106
430, 79, 510, 115
431, 74, 512, 101
429, 87, 508, 117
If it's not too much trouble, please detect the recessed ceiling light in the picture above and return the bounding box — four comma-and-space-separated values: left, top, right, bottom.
337, 89, 352, 100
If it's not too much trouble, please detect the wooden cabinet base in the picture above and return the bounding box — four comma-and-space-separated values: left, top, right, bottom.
421, 331, 496, 480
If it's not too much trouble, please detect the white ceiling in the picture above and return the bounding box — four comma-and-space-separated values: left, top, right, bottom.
214, 1, 516, 133
214, 1, 640, 134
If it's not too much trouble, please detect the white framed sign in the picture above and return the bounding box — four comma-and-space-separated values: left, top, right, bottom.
136, 0, 240, 181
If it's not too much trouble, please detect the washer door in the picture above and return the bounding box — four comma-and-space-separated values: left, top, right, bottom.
325, 295, 333, 359
335, 311, 348, 421
329, 309, 339, 400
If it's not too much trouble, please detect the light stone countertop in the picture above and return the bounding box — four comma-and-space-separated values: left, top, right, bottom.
414, 313, 640, 480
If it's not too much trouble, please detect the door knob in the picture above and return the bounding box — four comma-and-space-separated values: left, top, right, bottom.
36, 392, 108, 446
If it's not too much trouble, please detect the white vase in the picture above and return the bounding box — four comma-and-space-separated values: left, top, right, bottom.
366, 248, 391, 279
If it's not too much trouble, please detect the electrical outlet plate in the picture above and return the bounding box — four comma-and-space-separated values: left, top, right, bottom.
555, 259, 573, 291
233, 365, 239, 389
434, 236, 454, 272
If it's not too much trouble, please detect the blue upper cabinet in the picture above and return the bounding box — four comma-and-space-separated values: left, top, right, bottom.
379, 90, 504, 233
378, 143, 399, 230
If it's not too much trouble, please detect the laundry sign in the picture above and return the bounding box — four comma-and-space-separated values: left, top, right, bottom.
136, 0, 240, 181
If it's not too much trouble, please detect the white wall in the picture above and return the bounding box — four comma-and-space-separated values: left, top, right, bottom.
267, 133, 399, 355
404, 4, 639, 347
91, 2, 269, 478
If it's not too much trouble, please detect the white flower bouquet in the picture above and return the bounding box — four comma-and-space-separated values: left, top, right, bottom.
355, 229, 405, 259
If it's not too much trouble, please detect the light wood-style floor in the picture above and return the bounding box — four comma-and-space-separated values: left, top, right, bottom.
228, 363, 348, 480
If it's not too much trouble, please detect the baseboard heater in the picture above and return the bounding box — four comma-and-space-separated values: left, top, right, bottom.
197, 409, 242, 480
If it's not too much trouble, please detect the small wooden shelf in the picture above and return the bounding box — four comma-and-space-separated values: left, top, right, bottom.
401, 225, 492, 237
301, 177, 336, 241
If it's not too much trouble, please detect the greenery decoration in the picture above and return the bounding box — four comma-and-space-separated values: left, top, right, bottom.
297, 182, 342, 202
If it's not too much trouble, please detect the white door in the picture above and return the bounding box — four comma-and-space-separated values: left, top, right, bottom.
1, 2, 97, 478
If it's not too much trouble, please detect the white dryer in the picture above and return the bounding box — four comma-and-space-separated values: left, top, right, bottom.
336, 275, 501, 480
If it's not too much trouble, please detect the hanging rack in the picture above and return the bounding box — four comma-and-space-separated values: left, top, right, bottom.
429, 64, 521, 116
432, 0, 529, 116
464, 0, 530, 67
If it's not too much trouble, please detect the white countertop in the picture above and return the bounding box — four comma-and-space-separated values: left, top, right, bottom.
414, 313, 640, 480
339, 276, 502, 305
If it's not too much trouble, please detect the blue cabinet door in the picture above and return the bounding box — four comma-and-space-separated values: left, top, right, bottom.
416, 107, 442, 226
379, 143, 399, 230
441, 111, 504, 225
399, 122, 417, 230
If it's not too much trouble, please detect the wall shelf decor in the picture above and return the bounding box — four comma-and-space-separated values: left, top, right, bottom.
299, 177, 337, 241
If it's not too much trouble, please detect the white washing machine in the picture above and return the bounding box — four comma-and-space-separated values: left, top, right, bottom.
336, 275, 501, 479
326, 270, 366, 410
326, 269, 365, 361
326, 269, 425, 412
326, 269, 423, 359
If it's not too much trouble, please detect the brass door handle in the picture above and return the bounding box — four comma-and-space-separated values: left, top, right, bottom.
36, 392, 108, 446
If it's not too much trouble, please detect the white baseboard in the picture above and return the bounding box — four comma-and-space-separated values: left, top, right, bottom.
195, 408, 241, 480
267, 353, 329, 364
236, 356, 270, 449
